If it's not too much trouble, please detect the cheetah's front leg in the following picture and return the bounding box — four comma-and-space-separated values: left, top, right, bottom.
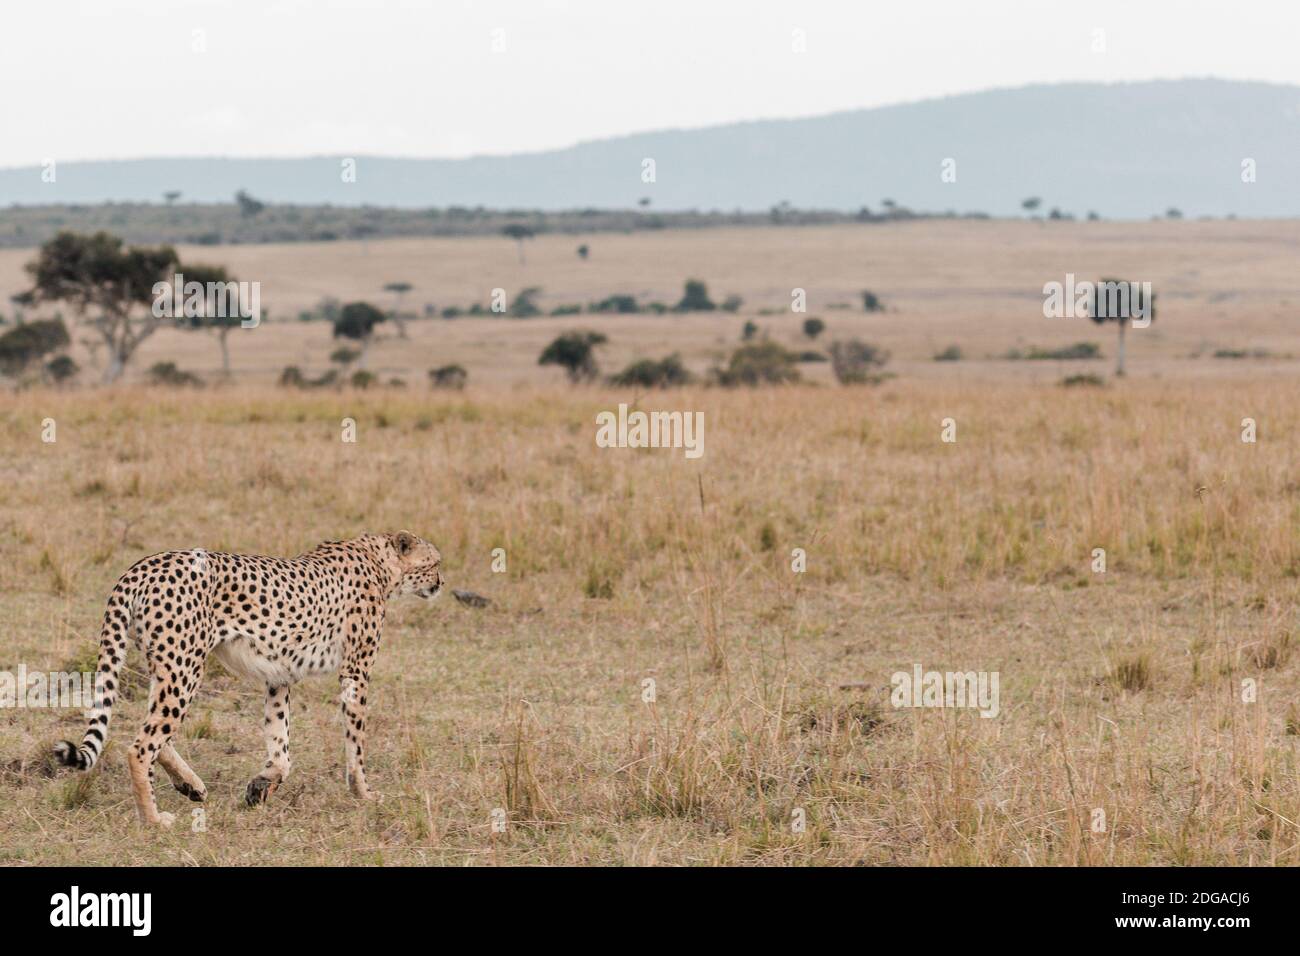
158, 744, 207, 803
246, 683, 291, 806
339, 669, 376, 800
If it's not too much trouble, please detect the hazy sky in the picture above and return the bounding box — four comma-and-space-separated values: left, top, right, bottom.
1, 0, 1295, 168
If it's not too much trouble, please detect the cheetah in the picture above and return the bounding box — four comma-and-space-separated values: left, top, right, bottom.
53, 531, 443, 827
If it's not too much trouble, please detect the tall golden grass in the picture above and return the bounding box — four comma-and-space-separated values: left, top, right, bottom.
1, 380, 1299, 864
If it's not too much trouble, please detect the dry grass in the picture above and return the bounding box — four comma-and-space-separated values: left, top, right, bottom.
2, 377, 1300, 865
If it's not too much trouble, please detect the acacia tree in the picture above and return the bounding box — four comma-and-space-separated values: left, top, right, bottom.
333, 301, 387, 369
383, 281, 412, 338
502, 224, 534, 264
175, 263, 245, 380
235, 189, 265, 218
1089, 278, 1156, 377
24, 231, 178, 383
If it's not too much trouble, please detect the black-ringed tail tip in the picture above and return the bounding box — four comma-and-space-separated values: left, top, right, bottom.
53, 740, 89, 769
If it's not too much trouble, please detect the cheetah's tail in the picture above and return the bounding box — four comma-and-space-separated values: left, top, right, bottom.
54, 588, 132, 772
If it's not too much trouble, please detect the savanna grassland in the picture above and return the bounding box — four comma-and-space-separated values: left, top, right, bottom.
3, 220, 1300, 865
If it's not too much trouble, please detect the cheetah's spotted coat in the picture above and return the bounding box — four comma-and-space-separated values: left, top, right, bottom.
54, 531, 443, 826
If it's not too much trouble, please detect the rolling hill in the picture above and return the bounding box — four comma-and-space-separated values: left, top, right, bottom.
2, 79, 1298, 218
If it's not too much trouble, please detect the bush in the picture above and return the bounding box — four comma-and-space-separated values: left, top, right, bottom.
1060, 373, 1105, 387
829, 339, 890, 384
1214, 348, 1274, 359
861, 290, 885, 313
677, 279, 716, 312
539, 331, 608, 383
720, 295, 743, 313
1004, 342, 1101, 361
609, 354, 693, 387
313, 297, 342, 323
333, 301, 385, 341
802, 317, 826, 340
45, 355, 79, 383
429, 364, 468, 390
279, 366, 306, 387
280, 366, 340, 388
0, 318, 70, 376
350, 370, 377, 389
933, 345, 963, 362
796, 350, 828, 363
147, 361, 202, 387
714, 341, 801, 387
591, 294, 640, 314
511, 287, 543, 318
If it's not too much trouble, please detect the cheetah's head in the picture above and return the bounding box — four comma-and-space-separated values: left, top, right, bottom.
388, 530, 444, 599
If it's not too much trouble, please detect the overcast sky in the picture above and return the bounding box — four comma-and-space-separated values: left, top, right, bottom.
1, 0, 1294, 169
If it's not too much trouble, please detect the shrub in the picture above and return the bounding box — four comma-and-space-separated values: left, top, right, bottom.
829, 339, 890, 384
511, 286, 543, 318
714, 341, 801, 387
538, 331, 608, 383
933, 344, 963, 361
741, 320, 759, 341
333, 301, 386, 342
1005, 342, 1101, 361
45, 355, 79, 383
147, 361, 202, 387
430, 364, 468, 390
861, 290, 885, 313
720, 294, 743, 313
609, 354, 693, 387
676, 279, 716, 312
591, 294, 641, 314
0, 318, 69, 376
802, 317, 826, 340
279, 366, 306, 387
1214, 348, 1275, 359
280, 366, 341, 389
1060, 373, 1105, 387
350, 370, 377, 389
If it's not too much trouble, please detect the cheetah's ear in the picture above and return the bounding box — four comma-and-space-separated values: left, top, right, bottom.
392, 531, 416, 557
